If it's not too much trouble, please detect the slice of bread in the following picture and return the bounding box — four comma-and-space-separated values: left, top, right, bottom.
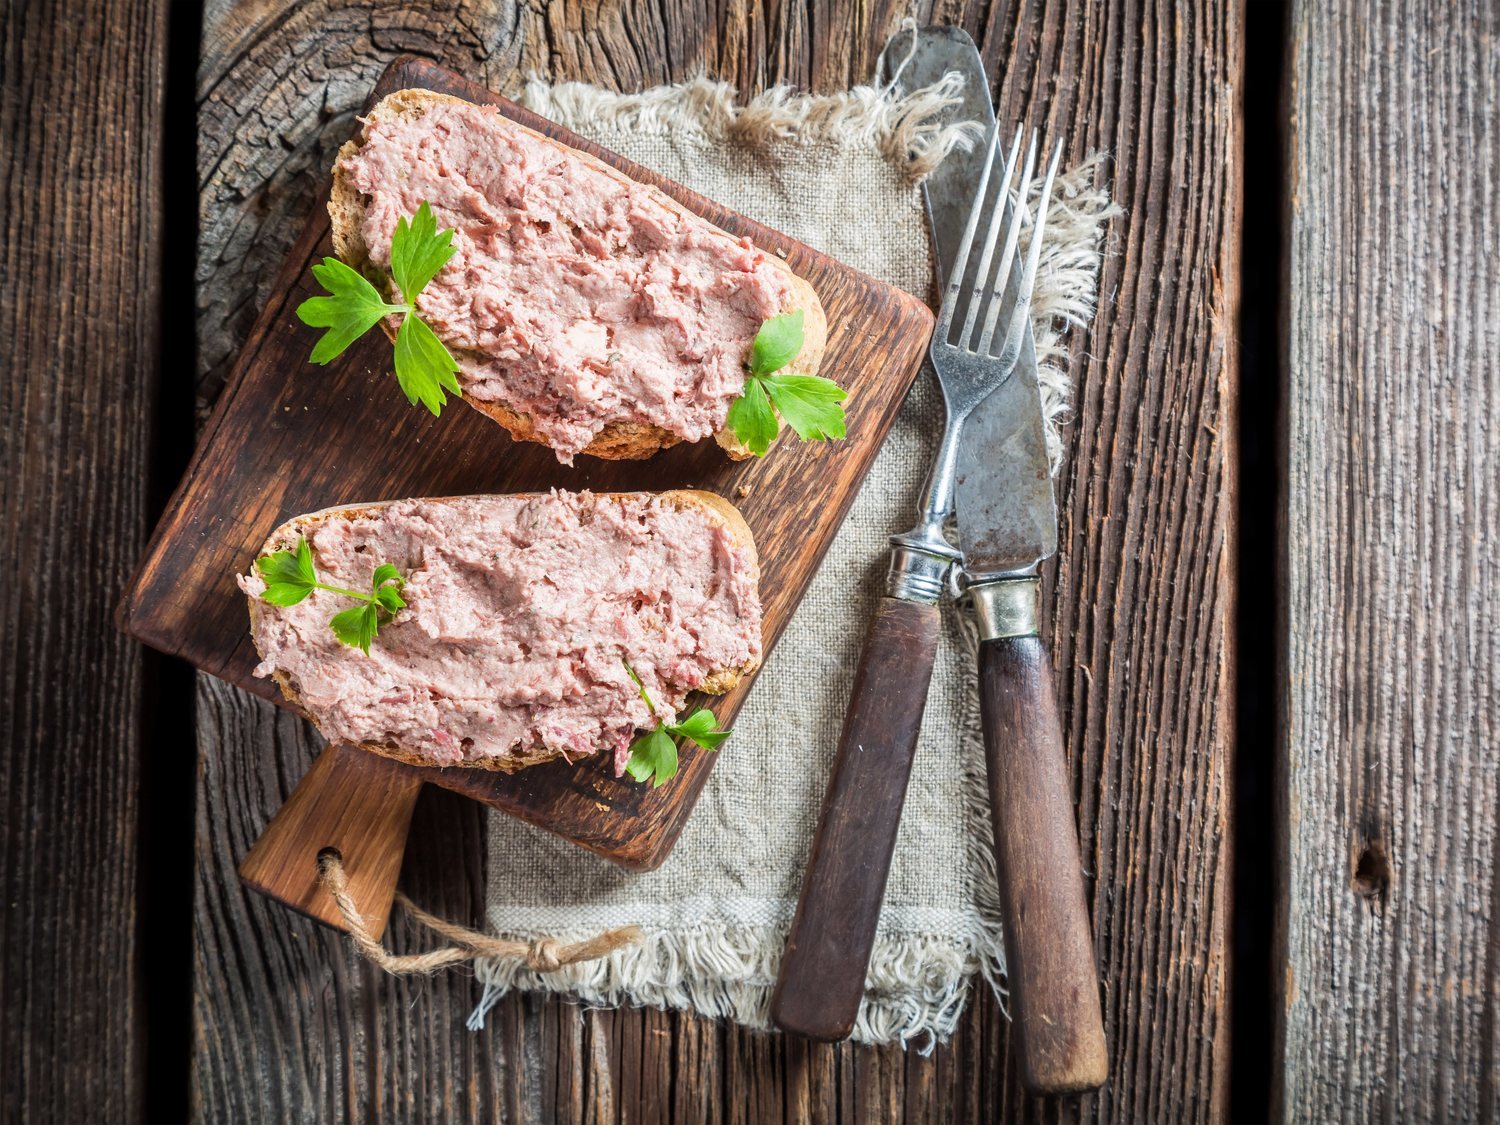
245, 490, 761, 773
328, 89, 829, 461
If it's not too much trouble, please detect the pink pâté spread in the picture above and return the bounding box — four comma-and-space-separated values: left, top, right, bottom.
340, 99, 797, 461
239, 492, 762, 773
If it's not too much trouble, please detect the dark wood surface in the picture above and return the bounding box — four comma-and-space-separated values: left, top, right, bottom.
122, 53, 933, 871
14, 0, 1498, 1118
979, 632, 1107, 1095
4, 0, 1262, 1120
1279, 1, 1500, 1120
186, 2, 1241, 1121
771, 596, 942, 1042
0, 0, 165, 1121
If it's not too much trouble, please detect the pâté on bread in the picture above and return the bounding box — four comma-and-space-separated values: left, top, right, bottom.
240, 490, 762, 775
328, 89, 830, 463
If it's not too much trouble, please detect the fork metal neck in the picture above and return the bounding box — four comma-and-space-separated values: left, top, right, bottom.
886, 403, 969, 603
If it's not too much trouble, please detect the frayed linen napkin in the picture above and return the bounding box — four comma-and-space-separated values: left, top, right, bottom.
470, 67, 1114, 1047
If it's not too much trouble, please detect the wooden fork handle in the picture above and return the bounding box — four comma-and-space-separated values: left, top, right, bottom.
239, 742, 424, 937
979, 633, 1108, 1094
771, 596, 941, 1040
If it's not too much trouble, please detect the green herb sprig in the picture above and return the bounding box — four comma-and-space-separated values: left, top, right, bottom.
622, 661, 731, 788
297, 201, 462, 415
724, 309, 848, 457
256, 537, 406, 655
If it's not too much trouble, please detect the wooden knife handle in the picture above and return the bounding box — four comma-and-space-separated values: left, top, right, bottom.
979, 634, 1108, 1094
239, 742, 424, 937
771, 596, 941, 1040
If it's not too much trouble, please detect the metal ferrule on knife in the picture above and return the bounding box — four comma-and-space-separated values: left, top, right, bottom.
964, 572, 1041, 639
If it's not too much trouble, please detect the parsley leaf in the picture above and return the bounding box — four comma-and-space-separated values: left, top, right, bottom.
255, 536, 318, 604
390, 203, 456, 301
252, 537, 406, 655
329, 603, 380, 654
371, 564, 407, 614
761, 372, 848, 441
394, 314, 461, 414
624, 725, 678, 787
724, 376, 777, 457
669, 709, 732, 750
296, 200, 462, 416
749, 309, 805, 376
726, 310, 846, 456
621, 661, 733, 787
299, 260, 401, 365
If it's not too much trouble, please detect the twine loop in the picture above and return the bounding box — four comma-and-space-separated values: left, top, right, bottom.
315, 851, 642, 976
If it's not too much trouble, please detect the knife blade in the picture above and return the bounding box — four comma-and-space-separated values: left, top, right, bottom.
903, 26, 998, 278
953, 342, 1056, 577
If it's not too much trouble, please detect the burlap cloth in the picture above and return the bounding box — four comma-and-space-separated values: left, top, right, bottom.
469, 63, 1114, 1048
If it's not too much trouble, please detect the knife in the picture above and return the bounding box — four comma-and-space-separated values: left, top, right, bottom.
926, 34, 1108, 1094
771, 27, 1107, 1094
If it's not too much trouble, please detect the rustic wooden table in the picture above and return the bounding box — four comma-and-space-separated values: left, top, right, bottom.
4, 1, 1496, 1121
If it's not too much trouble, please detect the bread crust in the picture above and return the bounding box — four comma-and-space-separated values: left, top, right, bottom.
247, 490, 761, 772
328, 88, 829, 461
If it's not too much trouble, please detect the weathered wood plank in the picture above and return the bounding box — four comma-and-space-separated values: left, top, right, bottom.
970, 1, 1240, 1119
190, 0, 1239, 1120
1281, 1, 1500, 1119
0, 0, 167, 1120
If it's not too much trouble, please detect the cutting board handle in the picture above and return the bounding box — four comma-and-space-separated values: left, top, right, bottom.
979, 634, 1108, 1094
771, 596, 941, 1040
239, 742, 424, 938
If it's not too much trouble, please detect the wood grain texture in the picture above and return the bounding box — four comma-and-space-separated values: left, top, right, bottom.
970, 1, 1240, 1119
128, 53, 932, 869
1281, 2, 1500, 1119
0, 0, 165, 1120
772, 596, 942, 1042
979, 633, 1107, 1095
190, 1, 1240, 1120
239, 743, 423, 934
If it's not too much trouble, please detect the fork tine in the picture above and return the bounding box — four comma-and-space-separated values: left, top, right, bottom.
974, 130, 1039, 355
995, 137, 1063, 368
956, 127, 1025, 349
936, 122, 1001, 333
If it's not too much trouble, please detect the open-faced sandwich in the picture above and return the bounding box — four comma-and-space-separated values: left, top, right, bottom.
299, 89, 837, 464
238, 490, 761, 786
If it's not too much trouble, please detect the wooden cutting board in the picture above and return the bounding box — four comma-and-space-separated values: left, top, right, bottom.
118, 56, 932, 877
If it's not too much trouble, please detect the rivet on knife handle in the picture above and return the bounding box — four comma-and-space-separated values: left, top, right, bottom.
973, 576, 1108, 1094
770, 595, 941, 1040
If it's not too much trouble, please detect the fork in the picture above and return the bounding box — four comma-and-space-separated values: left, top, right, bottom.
888, 124, 1061, 601
770, 124, 1062, 1041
